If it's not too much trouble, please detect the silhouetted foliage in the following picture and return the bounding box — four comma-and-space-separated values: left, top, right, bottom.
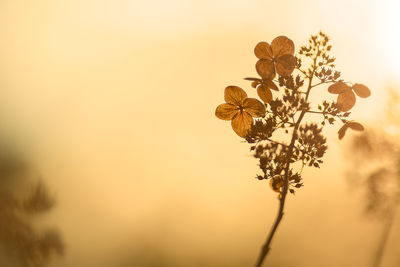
0, 148, 63, 267
215, 31, 370, 266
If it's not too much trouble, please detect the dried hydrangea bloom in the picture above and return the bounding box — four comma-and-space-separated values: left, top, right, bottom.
254, 36, 296, 79
328, 82, 371, 111
338, 121, 364, 139
215, 86, 266, 137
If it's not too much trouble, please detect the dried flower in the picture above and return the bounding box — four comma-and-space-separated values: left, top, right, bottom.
328, 82, 371, 111
215, 86, 266, 137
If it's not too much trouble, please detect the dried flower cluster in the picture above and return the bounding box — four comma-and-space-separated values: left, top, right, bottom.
215, 31, 371, 266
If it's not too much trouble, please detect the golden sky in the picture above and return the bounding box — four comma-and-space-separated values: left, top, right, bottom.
0, 0, 399, 266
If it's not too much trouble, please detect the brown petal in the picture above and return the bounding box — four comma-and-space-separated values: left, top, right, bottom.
347, 122, 364, 131
251, 81, 259, 88
231, 111, 253, 137
243, 98, 266, 117
224, 86, 247, 105
254, 42, 273, 59
271, 36, 295, 57
215, 103, 238, 120
264, 79, 279, 91
257, 85, 273, 103
338, 123, 350, 140
328, 82, 350, 94
276, 54, 296, 76
269, 178, 283, 193
352, 83, 371, 98
256, 59, 275, 79
337, 90, 356, 112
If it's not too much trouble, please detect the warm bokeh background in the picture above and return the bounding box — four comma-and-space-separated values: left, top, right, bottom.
0, 0, 399, 266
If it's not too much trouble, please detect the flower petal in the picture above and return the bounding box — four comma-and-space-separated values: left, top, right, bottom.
231, 111, 253, 137
243, 98, 266, 117
352, 83, 371, 98
328, 82, 350, 94
256, 59, 275, 79
338, 123, 350, 140
224, 86, 247, 105
337, 90, 356, 112
257, 85, 273, 103
271, 36, 295, 57
269, 178, 283, 193
215, 103, 238, 120
347, 122, 364, 131
254, 42, 273, 59
276, 54, 296, 76
264, 80, 279, 91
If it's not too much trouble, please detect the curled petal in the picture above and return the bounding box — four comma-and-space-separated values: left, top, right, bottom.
254, 42, 273, 59
231, 111, 253, 137
347, 122, 364, 131
328, 82, 350, 94
256, 59, 275, 79
257, 85, 273, 103
215, 103, 238, 120
271, 36, 295, 57
243, 98, 266, 117
352, 83, 371, 98
224, 86, 247, 105
264, 79, 279, 91
337, 90, 356, 111
251, 81, 259, 88
276, 54, 296, 76
269, 178, 283, 193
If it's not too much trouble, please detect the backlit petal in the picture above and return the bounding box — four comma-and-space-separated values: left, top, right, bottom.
271, 36, 295, 57
338, 123, 350, 140
352, 84, 371, 98
264, 80, 279, 91
243, 98, 266, 117
231, 111, 253, 137
348, 122, 364, 131
215, 103, 238, 120
256, 59, 275, 79
254, 42, 273, 59
337, 90, 356, 112
328, 82, 350, 94
224, 86, 247, 105
257, 85, 273, 103
276, 54, 296, 76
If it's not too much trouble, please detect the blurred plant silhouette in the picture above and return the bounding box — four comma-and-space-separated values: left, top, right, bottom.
346, 88, 400, 267
0, 147, 63, 267
215, 31, 370, 266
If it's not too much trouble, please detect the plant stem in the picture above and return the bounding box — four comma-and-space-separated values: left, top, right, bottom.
254, 48, 318, 267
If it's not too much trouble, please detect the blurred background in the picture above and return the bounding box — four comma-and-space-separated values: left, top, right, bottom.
0, 0, 399, 266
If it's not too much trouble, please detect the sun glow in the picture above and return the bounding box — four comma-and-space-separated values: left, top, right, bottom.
378, 0, 400, 77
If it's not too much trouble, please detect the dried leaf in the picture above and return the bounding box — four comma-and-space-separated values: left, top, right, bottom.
271, 36, 295, 57
215, 103, 238, 120
352, 83, 371, 98
328, 82, 349, 94
243, 98, 266, 117
257, 85, 272, 103
224, 86, 247, 105
276, 54, 296, 76
337, 90, 356, 111
256, 59, 275, 79
254, 42, 273, 59
231, 111, 253, 137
